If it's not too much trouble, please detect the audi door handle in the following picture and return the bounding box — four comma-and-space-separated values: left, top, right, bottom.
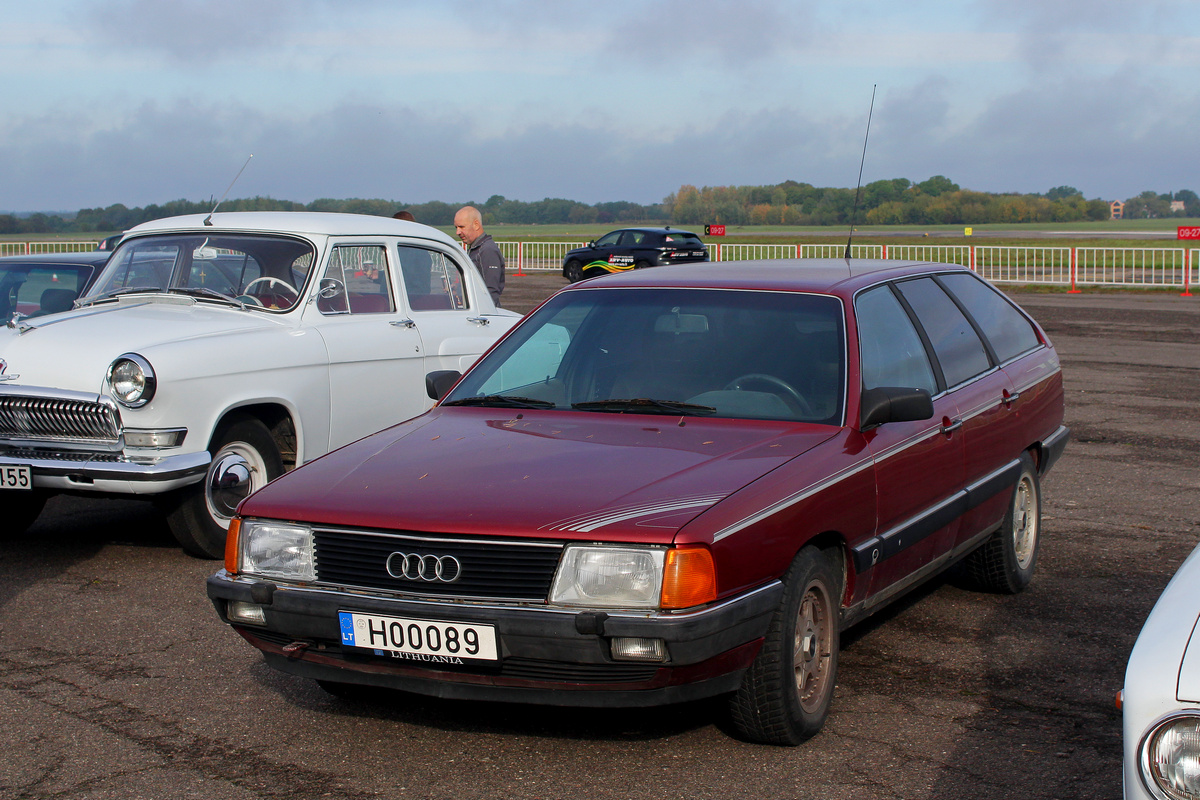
941, 418, 964, 435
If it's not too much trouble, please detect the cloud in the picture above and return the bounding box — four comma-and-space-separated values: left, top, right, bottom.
80, 0, 318, 62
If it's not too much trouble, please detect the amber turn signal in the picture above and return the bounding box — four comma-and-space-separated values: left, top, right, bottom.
660, 546, 717, 609
224, 517, 242, 574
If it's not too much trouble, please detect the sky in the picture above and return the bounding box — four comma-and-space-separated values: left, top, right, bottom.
1, 0, 1198, 213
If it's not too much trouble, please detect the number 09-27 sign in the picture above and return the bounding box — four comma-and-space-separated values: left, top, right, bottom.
1178, 226, 1200, 240
704, 224, 726, 236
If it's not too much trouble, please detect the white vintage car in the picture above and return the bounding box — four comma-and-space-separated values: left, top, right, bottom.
0, 212, 519, 558
1122, 540, 1200, 800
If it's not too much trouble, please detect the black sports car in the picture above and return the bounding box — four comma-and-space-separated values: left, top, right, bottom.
562, 227, 708, 282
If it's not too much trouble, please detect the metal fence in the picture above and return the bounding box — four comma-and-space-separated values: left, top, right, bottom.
1, 241, 99, 255
5, 239, 1195, 294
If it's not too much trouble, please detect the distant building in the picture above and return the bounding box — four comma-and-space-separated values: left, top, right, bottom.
1171, 200, 1186, 213
1110, 200, 1125, 220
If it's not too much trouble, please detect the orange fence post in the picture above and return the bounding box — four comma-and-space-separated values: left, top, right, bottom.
1068, 247, 1081, 293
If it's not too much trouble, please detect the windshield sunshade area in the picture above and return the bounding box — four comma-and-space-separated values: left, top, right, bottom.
446, 287, 847, 424
83, 234, 316, 311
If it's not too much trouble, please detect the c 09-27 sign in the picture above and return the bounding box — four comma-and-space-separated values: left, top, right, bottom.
704, 224, 726, 236
1178, 226, 1200, 239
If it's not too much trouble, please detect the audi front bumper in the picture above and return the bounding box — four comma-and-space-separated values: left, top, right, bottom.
207, 570, 783, 707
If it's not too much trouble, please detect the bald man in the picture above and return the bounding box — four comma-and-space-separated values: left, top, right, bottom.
454, 205, 505, 305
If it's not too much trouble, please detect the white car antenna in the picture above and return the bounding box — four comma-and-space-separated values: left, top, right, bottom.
204, 154, 254, 226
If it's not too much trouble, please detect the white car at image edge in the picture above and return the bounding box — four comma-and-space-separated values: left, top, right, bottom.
0, 212, 519, 558
1123, 539, 1200, 800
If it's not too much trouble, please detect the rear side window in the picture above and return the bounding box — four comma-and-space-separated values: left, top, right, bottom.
397, 246, 467, 311
664, 233, 704, 247
855, 285, 937, 394
896, 277, 991, 388
938, 273, 1040, 363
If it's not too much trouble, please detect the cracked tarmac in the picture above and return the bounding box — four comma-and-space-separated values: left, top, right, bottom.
1, 279, 1196, 799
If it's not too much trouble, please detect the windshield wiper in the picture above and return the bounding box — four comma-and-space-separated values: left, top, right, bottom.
571, 398, 716, 416
76, 286, 163, 307
169, 287, 244, 306
442, 395, 557, 409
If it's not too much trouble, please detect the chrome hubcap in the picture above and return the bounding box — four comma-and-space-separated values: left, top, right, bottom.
1012, 475, 1038, 569
205, 442, 267, 527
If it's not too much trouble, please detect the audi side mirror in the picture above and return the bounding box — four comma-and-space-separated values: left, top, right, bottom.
426, 370, 461, 401
860, 386, 934, 429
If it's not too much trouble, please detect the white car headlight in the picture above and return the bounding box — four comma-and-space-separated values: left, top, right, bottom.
108, 353, 156, 408
1142, 713, 1200, 800
549, 545, 664, 608
239, 519, 315, 582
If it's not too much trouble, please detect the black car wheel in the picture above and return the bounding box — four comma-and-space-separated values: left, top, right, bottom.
634, 259, 651, 270
564, 260, 583, 282
728, 546, 841, 745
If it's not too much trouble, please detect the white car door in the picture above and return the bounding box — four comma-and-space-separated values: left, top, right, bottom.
393, 244, 511, 375
311, 242, 426, 450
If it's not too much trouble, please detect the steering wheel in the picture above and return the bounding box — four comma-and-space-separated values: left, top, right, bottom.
723, 373, 814, 418
242, 276, 298, 305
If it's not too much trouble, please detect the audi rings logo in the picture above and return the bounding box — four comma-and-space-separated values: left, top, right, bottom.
386, 552, 462, 583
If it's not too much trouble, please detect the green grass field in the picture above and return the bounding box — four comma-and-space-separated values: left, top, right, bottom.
5, 218, 1200, 251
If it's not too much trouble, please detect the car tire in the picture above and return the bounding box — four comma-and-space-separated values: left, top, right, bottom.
634, 259, 651, 270
728, 546, 841, 745
564, 260, 583, 282
164, 415, 283, 559
960, 451, 1040, 594
3, 489, 49, 536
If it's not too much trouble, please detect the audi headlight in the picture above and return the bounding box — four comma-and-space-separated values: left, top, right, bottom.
1142, 713, 1200, 800
549, 546, 665, 608
108, 353, 156, 408
238, 519, 315, 582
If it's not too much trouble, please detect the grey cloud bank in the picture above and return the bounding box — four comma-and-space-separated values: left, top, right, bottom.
1, 0, 1197, 212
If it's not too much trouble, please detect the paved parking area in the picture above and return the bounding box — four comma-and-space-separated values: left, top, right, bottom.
1, 282, 1196, 799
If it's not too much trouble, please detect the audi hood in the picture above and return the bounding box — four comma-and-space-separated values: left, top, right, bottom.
237, 406, 840, 542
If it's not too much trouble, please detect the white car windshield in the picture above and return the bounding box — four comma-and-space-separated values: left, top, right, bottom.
83, 233, 315, 312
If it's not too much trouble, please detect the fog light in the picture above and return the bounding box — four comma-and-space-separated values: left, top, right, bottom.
610, 637, 667, 662
228, 601, 266, 625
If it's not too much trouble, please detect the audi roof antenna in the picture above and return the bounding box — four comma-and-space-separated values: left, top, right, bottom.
844, 85, 877, 261
204, 154, 254, 226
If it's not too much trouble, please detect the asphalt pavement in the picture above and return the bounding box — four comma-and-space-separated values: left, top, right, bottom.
1, 282, 1197, 800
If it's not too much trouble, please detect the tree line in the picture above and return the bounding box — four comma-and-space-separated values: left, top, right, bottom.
0, 195, 669, 235
2, 179, 1196, 235
665, 179, 1200, 226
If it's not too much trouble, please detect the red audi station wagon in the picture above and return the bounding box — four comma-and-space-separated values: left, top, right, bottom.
208, 259, 1068, 745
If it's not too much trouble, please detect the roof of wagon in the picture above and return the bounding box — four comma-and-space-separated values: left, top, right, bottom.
565, 258, 971, 296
